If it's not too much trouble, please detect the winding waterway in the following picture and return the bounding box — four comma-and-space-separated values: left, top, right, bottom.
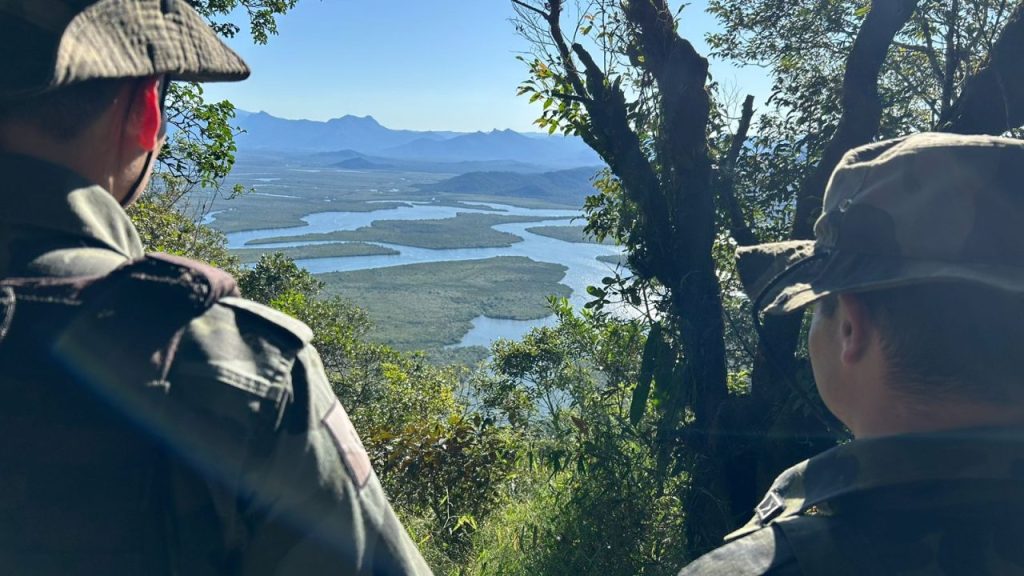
222, 202, 624, 348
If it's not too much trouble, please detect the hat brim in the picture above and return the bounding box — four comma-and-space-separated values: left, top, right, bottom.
53, 0, 250, 90
738, 242, 1024, 315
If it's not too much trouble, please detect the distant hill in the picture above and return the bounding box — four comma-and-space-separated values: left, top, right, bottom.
417, 167, 600, 205
307, 150, 566, 174
333, 157, 394, 170
233, 111, 602, 170
383, 129, 600, 167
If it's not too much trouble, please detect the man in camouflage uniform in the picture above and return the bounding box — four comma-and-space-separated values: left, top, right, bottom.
680, 133, 1024, 575
0, 1, 431, 574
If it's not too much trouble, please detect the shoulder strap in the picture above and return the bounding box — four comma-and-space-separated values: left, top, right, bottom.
773, 515, 878, 576
0, 252, 239, 382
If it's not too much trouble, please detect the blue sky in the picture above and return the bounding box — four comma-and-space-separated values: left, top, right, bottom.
202, 1, 771, 133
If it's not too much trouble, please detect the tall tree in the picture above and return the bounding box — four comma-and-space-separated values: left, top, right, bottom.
513, 0, 1024, 556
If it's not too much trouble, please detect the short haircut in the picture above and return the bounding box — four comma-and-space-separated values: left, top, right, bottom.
0, 79, 124, 140
820, 284, 1024, 403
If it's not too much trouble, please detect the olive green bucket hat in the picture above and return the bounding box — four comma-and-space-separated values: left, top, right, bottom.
740, 132, 1024, 315
0, 0, 249, 101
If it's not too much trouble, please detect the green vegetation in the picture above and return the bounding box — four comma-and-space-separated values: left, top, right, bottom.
231, 242, 397, 264
209, 197, 414, 233
526, 224, 611, 244
206, 164, 575, 235
416, 167, 597, 205
460, 301, 685, 575
248, 213, 556, 249
143, 1, 1024, 573
513, 0, 1024, 558
319, 256, 570, 350
129, 191, 241, 275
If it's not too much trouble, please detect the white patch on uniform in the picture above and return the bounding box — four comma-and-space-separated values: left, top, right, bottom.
323, 400, 372, 490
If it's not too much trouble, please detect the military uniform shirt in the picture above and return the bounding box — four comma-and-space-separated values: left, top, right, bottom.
679, 428, 1024, 575
0, 153, 433, 575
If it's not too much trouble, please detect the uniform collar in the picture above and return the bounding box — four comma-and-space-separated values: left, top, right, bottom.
0, 153, 144, 260
728, 427, 1024, 540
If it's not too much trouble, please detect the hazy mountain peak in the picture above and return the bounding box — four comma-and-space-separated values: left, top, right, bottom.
328, 114, 382, 127
232, 110, 602, 168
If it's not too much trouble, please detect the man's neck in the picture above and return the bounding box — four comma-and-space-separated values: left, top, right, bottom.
852, 391, 1024, 438
0, 124, 115, 195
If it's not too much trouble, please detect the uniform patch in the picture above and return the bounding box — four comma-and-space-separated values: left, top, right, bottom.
323, 400, 372, 490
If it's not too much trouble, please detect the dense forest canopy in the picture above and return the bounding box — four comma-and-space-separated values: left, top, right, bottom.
141, 1, 1024, 573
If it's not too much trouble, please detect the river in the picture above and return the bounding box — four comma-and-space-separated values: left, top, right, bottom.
221, 201, 624, 348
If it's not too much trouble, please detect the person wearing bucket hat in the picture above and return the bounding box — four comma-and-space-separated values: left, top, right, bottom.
679, 132, 1024, 575
0, 1, 431, 575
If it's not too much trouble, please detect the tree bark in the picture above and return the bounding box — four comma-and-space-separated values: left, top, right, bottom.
749, 0, 920, 405
941, 1, 1024, 134
621, 0, 736, 551
789, 0, 921, 241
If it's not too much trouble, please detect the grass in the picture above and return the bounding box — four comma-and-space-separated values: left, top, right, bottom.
231, 242, 398, 264
526, 225, 612, 245
246, 213, 558, 250
319, 256, 570, 351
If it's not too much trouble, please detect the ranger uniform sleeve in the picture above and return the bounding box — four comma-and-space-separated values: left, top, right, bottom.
676, 525, 800, 576
165, 296, 432, 576
241, 342, 433, 576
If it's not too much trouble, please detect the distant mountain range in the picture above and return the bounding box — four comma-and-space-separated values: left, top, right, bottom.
234, 110, 601, 170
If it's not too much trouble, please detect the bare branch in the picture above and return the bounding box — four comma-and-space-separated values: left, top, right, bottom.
919, 13, 947, 85
940, 0, 961, 118
510, 0, 548, 19
719, 95, 757, 247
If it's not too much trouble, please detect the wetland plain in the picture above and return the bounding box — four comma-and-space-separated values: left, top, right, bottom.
205, 155, 622, 361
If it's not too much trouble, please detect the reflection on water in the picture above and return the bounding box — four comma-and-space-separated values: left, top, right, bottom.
219, 202, 626, 348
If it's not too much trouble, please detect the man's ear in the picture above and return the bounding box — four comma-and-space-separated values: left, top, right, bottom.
128, 77, 163, 152
837, 293, 874, 365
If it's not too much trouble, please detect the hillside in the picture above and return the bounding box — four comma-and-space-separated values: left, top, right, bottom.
416, 167, 600, 205
383, 129, 600, 166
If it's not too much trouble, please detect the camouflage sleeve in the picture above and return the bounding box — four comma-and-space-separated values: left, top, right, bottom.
166, 297, 431, 575
240, 343, 433, 576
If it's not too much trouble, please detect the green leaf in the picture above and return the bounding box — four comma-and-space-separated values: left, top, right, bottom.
630, 323, 661, 426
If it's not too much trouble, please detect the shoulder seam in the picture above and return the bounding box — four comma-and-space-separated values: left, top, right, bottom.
217, 297, 314, 346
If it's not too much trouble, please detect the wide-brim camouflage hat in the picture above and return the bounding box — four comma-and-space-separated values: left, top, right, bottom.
739, 132, 1024, 315
0, 0, 249, 101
